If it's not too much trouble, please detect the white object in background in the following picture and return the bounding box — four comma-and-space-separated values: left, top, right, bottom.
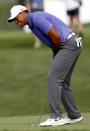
44, 0, 90, 24
23, 25, 31, 33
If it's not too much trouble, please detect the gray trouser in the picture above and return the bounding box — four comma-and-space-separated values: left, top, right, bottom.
48, 35, 82, 119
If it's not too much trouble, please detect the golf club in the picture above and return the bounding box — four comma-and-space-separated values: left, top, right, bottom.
30, 96, 47, 127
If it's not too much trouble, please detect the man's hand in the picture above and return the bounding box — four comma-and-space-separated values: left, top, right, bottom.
48, 26, 61, 57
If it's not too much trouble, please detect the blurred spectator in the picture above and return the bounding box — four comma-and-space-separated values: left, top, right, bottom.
64, 0, 84, 38
24, 0, 44, 48
26, 0, 44, 12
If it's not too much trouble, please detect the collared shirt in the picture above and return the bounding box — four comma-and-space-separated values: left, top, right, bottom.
28, 12, 73, 48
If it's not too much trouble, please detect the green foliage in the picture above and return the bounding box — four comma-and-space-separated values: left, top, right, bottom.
0, 2, 18, 31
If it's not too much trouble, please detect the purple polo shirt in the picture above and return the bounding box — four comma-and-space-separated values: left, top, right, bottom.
28, 12, 73, 48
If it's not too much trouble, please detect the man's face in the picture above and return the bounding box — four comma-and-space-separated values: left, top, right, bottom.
14, 11, 27, 27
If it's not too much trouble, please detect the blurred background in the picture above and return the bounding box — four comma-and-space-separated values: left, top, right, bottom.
0, 0, 90, 118
0, 0, 90, 31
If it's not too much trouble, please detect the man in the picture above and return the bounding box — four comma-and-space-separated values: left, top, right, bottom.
64, 0, 84, 37
8, 5, 83, 126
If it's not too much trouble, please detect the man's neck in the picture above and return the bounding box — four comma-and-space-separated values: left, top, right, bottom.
25, 12, 29, 25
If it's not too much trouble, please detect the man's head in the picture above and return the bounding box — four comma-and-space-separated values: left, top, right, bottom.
8, 5, 29, 27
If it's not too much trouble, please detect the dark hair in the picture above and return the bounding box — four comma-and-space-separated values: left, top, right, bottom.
25, 10, 29, 13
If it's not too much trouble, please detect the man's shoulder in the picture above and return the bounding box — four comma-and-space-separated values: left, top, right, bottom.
30, 11, 47, 20
31, 11, 44, 15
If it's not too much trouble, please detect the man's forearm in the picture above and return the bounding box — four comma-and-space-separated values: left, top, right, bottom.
48, 26, 61, 57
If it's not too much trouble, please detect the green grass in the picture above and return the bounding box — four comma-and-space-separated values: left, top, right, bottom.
0, 113, 90, 131
0, 25, 90, 117
0, 31, 51, 117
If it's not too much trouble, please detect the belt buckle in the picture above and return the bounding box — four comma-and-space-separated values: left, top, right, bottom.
67, 32, 75, 40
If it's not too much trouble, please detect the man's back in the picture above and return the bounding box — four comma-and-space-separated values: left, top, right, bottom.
28, 12, 73, 47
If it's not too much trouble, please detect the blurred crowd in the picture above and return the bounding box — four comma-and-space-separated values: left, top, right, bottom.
16, 0, 84, 48
64, 0, 83, 38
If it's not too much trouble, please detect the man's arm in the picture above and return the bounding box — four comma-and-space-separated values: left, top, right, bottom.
48, 26, 61, 57
34, 16, 61, 57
